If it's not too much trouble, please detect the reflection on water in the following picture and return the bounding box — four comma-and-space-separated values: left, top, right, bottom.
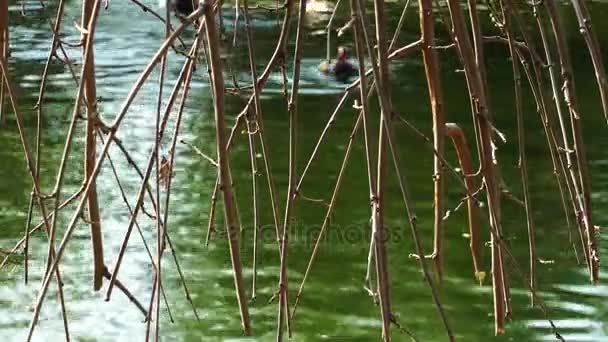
1, 0, 608, 341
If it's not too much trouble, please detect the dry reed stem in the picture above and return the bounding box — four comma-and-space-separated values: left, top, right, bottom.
352, 0, 377, 297
0, 46, 72, 342
165, 231, 201, 321
206, 0, 293, 248
1, 0, 603, 340
500, 1, 536, 305
492, 4, 576, 310
466, 0, 489, 108
150, 11, 204, 332
295, 92, 352, 192
109, 126, 200, 323
466, 1, 513, 317
203, 0, 251, 334
205, 113, 246, 246
25, 8, 205, 340
128, 0, 187, 49
373, 77, 458, 341
445, 0, 507, 334
0, 189, 84, 271
23, 0, 70, 284
420, 0, 446, 284
389, 0, 412, 53
528, 1, 587, 262
500, 0, 578, 261
181, 139, 218, 166
97, 129, 173, 321
544, 0, 598, 282
291, 112, 363, 319
105, 15, 206, 302
42, 0, 102, 296
355, 0, 393, 338
291, 38, 423, 311
445, 123, 482, 280
82, 0, 105, 292
569, 0, 608, 124
277, 0, 307, 339
101, 267, 148, 317
491, 0, 576, 334
356, 1, 454, 338
242, 0, 263, 299
152, 2, 174, 338
294, 40, 422, 198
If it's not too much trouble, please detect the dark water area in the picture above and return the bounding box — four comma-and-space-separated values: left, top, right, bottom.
1, 0, 608, 341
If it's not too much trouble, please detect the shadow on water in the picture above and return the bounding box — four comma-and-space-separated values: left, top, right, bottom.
1, 0, 608, 340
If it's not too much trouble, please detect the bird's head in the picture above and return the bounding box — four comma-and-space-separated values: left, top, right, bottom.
337, 46, 347, 61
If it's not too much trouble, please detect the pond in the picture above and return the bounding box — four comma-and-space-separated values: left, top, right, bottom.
1, 0, 608, 341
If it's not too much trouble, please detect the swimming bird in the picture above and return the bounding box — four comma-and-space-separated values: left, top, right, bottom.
173, 0, 198, 16
319, 46, 358, 82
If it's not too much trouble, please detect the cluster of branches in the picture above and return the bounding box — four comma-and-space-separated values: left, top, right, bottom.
0, 0, 606, 341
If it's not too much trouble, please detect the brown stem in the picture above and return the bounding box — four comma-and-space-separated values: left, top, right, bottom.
97, 129, 175, 323
105, 18, 205, 302
420, 0, 446, 284
82, 0, 105, 292
242, 0, 263, 299
445, 123, 482, 280
501, 1, 536, 306
569, 0, 608, 124
355, 0, 393, 338
504, 0, 579, 263
291, 112, 363, 319
0, 39, 73, 342
203, 0, 251, 335
25, 8, 205, 339
445, 0, 506, 334
277, 0, 306, 339
544, 0, 598, 282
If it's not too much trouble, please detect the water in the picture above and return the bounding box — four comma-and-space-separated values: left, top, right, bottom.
1, 1, 608, 341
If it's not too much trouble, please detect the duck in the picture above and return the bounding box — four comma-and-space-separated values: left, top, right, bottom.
172, 0, 198, 16
319, 46, 358, 83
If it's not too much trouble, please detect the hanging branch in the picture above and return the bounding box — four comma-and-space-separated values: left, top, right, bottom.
544, 0, 598, 282
242, 0, 264, 299
444, 123, 483, 281
23, 0, 69, 285
2, 0, 606, 340
81, 0, 105, 292
445, 0, 507, 334
469, 0, 513, 317
569, 0, 608, 124
0, 42, 72, 342
203, 0, 252, 335
207, 0, 296, 247
354, 0, 394, 339
420, 0, 447, 284
96, 129, 174, 322
291, 112, 363, 319
104, 13, 207, 303
501, 0, 579, 262
24, 8, 205, 340
149, 0, 173, 338
277, 0, 307, 339
353, 0, 377, 297
500, 0, 536, 306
